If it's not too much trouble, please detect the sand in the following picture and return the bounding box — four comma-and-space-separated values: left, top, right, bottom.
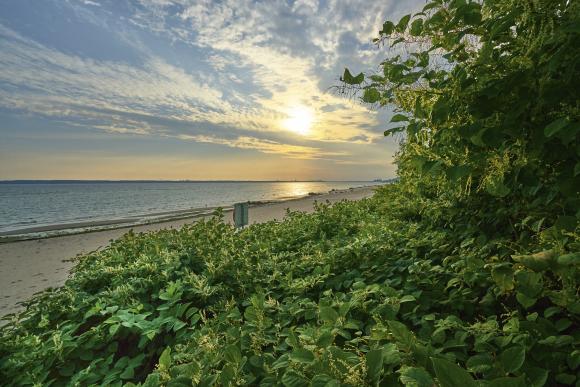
0, 186, 377, 318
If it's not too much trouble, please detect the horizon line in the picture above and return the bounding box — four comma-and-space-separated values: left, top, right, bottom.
0, 179, 395, 184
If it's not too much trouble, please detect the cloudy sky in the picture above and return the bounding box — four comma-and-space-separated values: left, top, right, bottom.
0, 0, 423, 181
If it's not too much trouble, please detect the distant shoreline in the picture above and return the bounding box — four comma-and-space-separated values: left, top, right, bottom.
0, 185, 385, 243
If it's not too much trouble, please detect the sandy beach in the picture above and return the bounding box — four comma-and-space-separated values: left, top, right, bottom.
0, 186, 377, 318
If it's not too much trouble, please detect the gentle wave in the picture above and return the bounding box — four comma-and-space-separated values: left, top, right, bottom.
0, 181, 384, 240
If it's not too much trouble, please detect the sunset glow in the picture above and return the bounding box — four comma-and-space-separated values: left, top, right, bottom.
282, 106, 314, 136
0, 0, 420, 180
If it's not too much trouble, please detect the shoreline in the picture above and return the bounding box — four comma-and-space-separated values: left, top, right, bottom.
0, 187, 362, 243
0, 185, 380, 318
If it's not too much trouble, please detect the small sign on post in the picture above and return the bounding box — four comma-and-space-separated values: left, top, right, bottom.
233, 202, 249, 228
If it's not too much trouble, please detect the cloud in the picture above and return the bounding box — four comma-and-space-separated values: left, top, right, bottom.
0, 0, 424, 175
82, 0, 101, 6
176, 134, 349, 160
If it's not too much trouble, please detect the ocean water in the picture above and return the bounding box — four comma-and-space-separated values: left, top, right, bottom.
0, 181, 383, 237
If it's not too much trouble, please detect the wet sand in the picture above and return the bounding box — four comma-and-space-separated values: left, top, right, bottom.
0, 186, 377, 317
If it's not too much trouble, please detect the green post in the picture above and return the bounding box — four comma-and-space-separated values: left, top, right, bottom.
233, 202, 249, 228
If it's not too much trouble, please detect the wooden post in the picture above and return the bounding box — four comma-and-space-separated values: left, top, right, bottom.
233, 202, 249, 228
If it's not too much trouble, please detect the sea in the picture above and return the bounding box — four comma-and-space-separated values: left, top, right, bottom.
0, 181, 385, 240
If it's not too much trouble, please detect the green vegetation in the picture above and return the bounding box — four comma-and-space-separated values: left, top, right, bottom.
1, 0, 579, 385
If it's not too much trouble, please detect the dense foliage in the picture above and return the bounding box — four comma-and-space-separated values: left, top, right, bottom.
1, 0, 579, 385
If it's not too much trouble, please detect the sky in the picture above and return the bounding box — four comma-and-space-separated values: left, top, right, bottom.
0, 0, 423, 181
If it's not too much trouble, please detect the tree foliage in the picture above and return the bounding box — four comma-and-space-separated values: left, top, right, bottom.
354, 0, 579, 234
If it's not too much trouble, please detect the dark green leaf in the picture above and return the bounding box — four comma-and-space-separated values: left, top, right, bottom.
491, 266, 514, 293
526, 367, 549, 387
362, 88, 381, 103
289, 348, 315, 364
384, 127, 405, 136
381, 21, 395, 35
544, 117, 569, 137
319, 306, 339, 323
410, 19, 424, 36
399, 366, 434, 387
282, 369, 309, 387
343, 68, 364, 85
366, 349, 384, 381
499, 346, 525, 373
396, 14, 411, 32
431, 357, 477, 387
390, 113, 409, 122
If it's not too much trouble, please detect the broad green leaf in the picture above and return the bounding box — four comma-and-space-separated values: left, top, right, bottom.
383, 343, 402, 365
567, 350, 580, 370
289, 348, 315, 364
499, 346, 525, 373
556, 253, 580, 266
491, 266, 515, 293
366, 349, 384, 381
317, 331, 334, 347
120, 366, 135, 380
516, 292, 536, 308
319, 306, 339, 323
400, 295, 416, 303
282, 369, 309, 387
385, 127, 405, 136
555, 373, 576, 384
512, 250, 556, 272
220, 364, 236, 386
544, 117, 569, 137
538, 335, 574, 347
399, 366, 434, 387
224, 344, 242, 364
342, 68, 364, 85
396, 14, 411, 32
390, 113, 409, 122
466, 353, 494, 373
158, 347, 171, 370
526, 367, 549, 387
410, 19, 424, 36
362, 88, 381, 103
388, 320, 415, 349
431, 358, 477, 387
516, 271, 543, 297
381, 21, 395, 35
555, 318, 572, 331
143, 373, 161, 387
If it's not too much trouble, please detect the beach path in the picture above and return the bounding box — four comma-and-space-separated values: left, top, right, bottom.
0, 186, 376, 317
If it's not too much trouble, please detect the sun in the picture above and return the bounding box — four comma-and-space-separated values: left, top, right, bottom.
282, 105, 314, 136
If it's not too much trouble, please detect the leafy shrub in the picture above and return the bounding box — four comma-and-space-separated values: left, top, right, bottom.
1, 186, 578, 386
